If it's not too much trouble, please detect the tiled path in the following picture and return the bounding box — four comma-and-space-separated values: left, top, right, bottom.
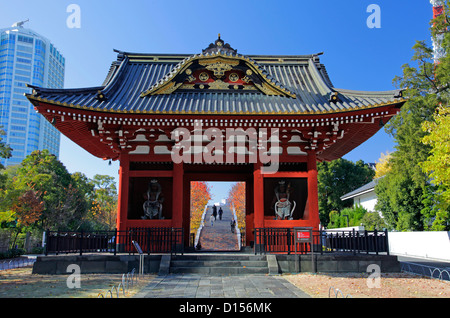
197, 206, 239, 251
134, 274, 310, 298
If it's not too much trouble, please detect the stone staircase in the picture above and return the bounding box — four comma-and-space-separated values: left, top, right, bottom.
158, 205, 276, 276
197, 205, 239, 251
169, 254, 270, 275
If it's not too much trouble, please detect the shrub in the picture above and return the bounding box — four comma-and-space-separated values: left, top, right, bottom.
0, 248, 25, 259
361, 211, 387, 231
327, 205, 368, 228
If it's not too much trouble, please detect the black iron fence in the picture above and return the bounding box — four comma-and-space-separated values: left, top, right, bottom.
45, 227, 387, 256
45, 231, 114, 255
122, 227, 184, 255
325, 229, 389, 255
254, 228, 389, 255
45, 227, 184, 256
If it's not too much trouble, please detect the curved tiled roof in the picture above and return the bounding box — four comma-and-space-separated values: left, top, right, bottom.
26, 42, 405, 116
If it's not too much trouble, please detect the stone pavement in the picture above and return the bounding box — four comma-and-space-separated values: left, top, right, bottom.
133, 274, 310, 298
133, 205, 311, 299
198, 205, 239, 251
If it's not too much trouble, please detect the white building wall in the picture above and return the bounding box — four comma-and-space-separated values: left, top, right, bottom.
353, 191, 377, 212
388, 231, 450, 261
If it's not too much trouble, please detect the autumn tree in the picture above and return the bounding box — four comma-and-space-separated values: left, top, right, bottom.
11, 190, 44, 227
190, 181, 212, 235
374, 152, 392, 179
227, 182, 246, 231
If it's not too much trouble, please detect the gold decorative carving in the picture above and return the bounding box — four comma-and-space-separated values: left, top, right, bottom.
254, 83, 284, 96
141, 53, 296, 98
207, 79, 230, 90
229, 73, 239, 82
148, 81, 184, 95
204, 62, 233, 78
180, 83, 195, 89
199, 57, 239, 78
199, 72, 210, 82
242, 75, 251, 83
199, 57, 240, 67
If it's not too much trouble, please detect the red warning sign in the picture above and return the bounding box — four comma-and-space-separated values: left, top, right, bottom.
297, 231, 310, 240
294, 228, 312, 243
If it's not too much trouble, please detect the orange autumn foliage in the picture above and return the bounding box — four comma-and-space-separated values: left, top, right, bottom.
227, 182, 245, 230
11, 190, 44, 227
190, 181, 212, 234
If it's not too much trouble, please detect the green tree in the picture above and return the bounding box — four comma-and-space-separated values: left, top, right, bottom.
0, 127, 12, 189
376, 170, 426, 231
0, 127, 12, 165
376, 4, 449, 231
360, 212, 387, 231
421, 105, 450, 213
87, 175, 118, 230
70, 172, 95, 230
11, 150, 87, 230
317, 159, 375, 225
0, 129, 16, 235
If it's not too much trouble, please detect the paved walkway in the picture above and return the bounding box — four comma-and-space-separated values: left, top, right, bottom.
397, 256, 450, 270
134, 274, 310, 298
198, 205, 239, 251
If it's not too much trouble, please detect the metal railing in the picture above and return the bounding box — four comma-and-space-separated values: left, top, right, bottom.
45, 231, 116, 255
325, 229, 389, 255
97, 268, 140, 298
45, 227, 184, 256
328, 286, 352, 298
123, 227, 184, 255
401, 262, 450, 281
254, 228, 389, 255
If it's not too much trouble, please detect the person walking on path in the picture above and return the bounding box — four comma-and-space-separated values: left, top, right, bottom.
210, 213, 215, 226
230, 219, 236, 233
218, 207, 223, 220
212, 205, 218, 220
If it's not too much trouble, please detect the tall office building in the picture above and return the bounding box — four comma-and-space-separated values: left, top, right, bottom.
0, 20, 64, 167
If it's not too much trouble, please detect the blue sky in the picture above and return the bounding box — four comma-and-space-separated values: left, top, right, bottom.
1, 0, 433, 199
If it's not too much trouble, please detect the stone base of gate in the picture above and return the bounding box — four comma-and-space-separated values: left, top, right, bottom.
31, 254, 163, 275
275, 253, 401, 274
31, 252, 401, 275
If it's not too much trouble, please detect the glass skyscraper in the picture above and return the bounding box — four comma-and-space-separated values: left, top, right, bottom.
0, 20, 64, 167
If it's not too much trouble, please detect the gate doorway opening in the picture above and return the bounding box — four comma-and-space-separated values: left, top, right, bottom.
190, 181, 246, 251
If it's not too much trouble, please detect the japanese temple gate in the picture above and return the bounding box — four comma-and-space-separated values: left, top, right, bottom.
26, 36, 405, 248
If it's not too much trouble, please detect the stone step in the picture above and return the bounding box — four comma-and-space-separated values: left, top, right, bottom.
170, 266, 269, 275
171, 260, 268, 268
172, 254, 267, 261
168, 254, 269, 275
197, 205, 240, 251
